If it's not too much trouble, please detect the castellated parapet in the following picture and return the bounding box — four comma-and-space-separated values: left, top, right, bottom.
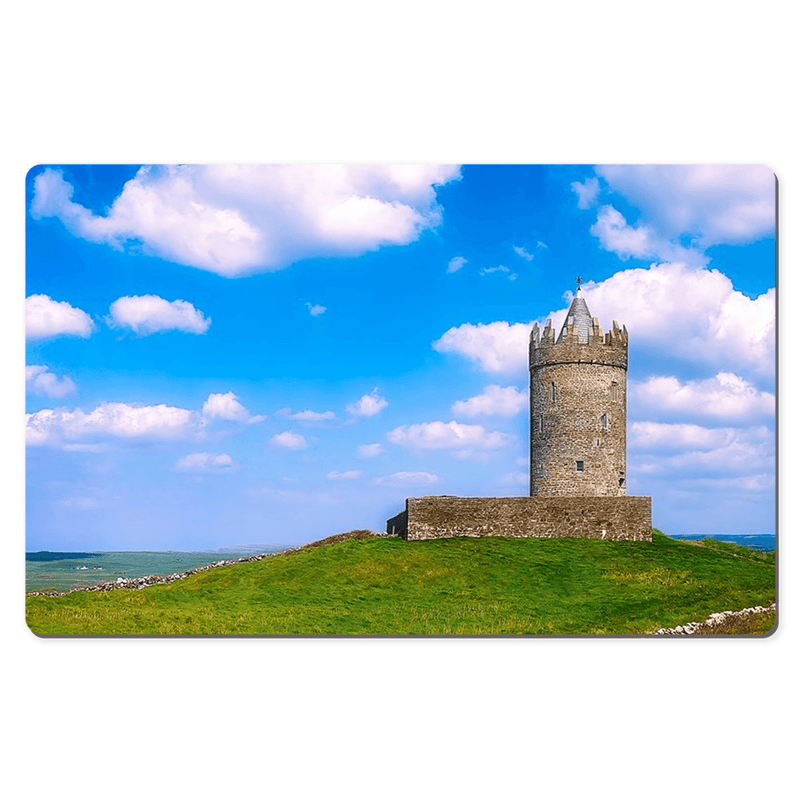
386, 285, 652, 543
529, 301, 628, 498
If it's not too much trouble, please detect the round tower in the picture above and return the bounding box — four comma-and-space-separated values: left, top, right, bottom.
529, 286, 628, 497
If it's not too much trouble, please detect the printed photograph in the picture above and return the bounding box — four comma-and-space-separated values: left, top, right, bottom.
25, 164, 777, 635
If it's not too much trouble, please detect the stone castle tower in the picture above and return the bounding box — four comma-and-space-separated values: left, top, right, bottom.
529, 286, 628, 497
386, 282, 652, 542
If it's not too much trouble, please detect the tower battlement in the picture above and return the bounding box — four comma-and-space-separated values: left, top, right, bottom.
529, 317, 628, 371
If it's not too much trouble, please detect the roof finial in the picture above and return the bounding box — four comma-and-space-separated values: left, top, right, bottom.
575, 275, 583, 295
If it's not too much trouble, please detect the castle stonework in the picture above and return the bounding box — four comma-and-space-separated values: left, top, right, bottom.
529, 294, 628, 497
386, 496, 652, 541
386, 288, 652, 542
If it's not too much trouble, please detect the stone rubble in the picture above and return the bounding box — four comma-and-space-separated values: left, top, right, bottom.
651, 602, 776, 635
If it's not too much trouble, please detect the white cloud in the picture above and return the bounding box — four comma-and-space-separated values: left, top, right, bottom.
452, 385, 527, 418
305, 302, 326, 316
26, 391, 265, 448
26, 365, 77, 398
26, 402, 202, 446
480, 265, 517, 280
630, 373, 775, 422
387, 420, 513, 456
571, 177, 600, 209
270, 431, 308, 450
374, 471, 440, 487
447, 256, 467, 273
512, 246, 534, 261
680, 473, 774, 492
432, 321, 532, 375
578, 264, 775, 378
630, 422, 738, 451
277, 408, 335, 422
662, 430, 773, 475
30, 165, 461, 276
347, 387, 388, 418
434, 263, 774, 380
26, 294, 94, 341
498, 470, 529, 487
630, 423, 773, 478
595, 164, 775, 247
108, 295, 210, 335
60, 496, 100, 510
201, 392, 263, 423
590, 205, 659, 260
590, 205, 707, 265
327, 470, 363, 480
176, 452, 236, 473
358, 443, 384, 458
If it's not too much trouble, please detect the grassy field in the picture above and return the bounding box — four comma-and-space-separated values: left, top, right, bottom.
25, 530, 776, 636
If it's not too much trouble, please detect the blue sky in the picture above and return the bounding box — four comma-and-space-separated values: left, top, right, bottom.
25, 164, 776, 551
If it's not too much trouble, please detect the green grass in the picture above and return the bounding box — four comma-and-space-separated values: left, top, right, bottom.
25, 530, 777, 636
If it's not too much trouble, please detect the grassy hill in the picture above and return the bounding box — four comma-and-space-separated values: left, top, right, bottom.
25, 530, 776, 636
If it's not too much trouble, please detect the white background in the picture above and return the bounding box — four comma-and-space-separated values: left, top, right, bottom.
4, 3, 794, 798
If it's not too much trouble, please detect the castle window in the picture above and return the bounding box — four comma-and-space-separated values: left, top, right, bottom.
575, 461, 585, 472
550, 382, 556, 403
537, 414, 544, 433
611, 381, 619, 401
601, 413, 608, 429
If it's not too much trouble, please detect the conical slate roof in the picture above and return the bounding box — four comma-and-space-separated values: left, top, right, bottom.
557, 291, 593, 343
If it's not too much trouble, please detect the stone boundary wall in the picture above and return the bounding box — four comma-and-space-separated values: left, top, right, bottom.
386, 495, 652, 542
651, 603, 776, 635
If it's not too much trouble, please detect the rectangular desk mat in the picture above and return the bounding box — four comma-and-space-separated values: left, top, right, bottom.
25, 163, 777, 636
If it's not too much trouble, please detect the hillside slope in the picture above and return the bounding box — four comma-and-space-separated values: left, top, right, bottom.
26, 530, 776, 636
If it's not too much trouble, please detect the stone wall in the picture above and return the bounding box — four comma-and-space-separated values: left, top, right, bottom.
386, 495, 652, 542
386, 508, 408, 538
